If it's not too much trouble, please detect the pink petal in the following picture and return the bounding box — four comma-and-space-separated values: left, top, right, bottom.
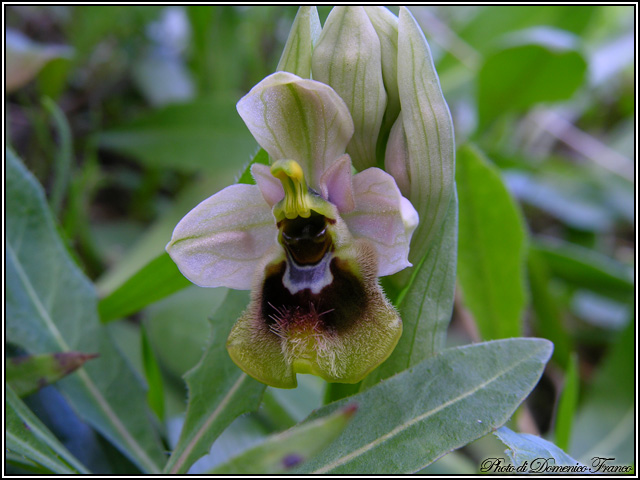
319, 154, 355, 213
343, 168, 418, 276
252, 163, 284, 207
166, 184, 277, 290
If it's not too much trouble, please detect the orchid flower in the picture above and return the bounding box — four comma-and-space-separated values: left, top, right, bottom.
167, 72, 418, 388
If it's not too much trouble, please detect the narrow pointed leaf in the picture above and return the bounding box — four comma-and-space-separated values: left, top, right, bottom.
397, 7, 456, 264
7, 352, 98, 398
554, 353, 579, 452
141, 326, 165, 420
164, 289, 266, 474
570, 321, 634, 464
6, 149, 165, 473
494, 427, 585, 472
98, 148, 269, 321
98, 93, 254, 174
531, 237, 634, 298
6, 386, 89, 474
276, 6, 321, 78
527, 249, 572, 368
294, 338, 552, 474
209, 405, 357, 474
361, 192, 458, 388
98, 252, 191, 323
456, 144, 527, 340
42, 97, 73, 216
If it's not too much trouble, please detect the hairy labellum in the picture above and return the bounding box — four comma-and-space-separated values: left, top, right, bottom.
227, 234, 402, 388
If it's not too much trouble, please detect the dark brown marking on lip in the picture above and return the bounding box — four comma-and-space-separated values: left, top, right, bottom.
260, 256, 367, 335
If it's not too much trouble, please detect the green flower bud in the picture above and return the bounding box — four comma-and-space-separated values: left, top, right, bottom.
312, 7, 387, 171
276, 6, 321, 78
363, 7, 401, 137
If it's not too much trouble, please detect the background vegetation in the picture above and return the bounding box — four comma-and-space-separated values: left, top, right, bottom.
6, 5, 634, 474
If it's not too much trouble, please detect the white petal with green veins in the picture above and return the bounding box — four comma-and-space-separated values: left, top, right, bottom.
166, 184, 276, 290
312, 7, 387, 171
237, 72, 354, 190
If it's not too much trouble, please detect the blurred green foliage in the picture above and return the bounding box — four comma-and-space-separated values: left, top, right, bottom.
6, 5, 634, 474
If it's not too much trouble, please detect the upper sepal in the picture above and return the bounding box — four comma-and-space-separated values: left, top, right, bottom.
236, 71, 354, 190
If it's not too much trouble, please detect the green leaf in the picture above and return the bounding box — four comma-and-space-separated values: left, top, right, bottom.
98, 252, 191, 323
527, 248, 572, 368
554, 352, 579, 452
456, 144, 527, 340
96, 148, 267, 298
210, 405, 357, 474
266, 375, 325, 423
6, 386, 89, 474
504, 170, 615, 232
97, 93, 255, 174
361, 191, 458, 388
276, 6, 321, 78
96, 174, 232, 296
6, 149, 165, 473
440, 6, 597, 68
67, 6, 161, 61
236, 148, 269, 185
141, 326, 165, 420
570, 290, 630, 330
398, 7, 456, 264
478, 32, 587, 128
185, 5, 215, 93
294, 338, 552, 474
494, 426, 585, 472
41, 97, 73, 216
37, 56, 72, 100
324, 382, 361, 404
570, 320, 634, 464
163, 290, 266, 474
7, 352, 98, 397
531, 237, 633, 299
418, 451, 476, 475
146, 286, 228, 378
6, 28, 73, 92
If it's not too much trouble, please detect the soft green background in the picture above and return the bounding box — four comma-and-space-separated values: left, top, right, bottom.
6, 5, 634, 474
